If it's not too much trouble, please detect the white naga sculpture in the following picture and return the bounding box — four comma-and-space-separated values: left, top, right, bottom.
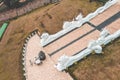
75, 13, 83, 21
40, 0, 117, 47
55, 29, 120, 71
87, 40, 102, 54
40, 33, 50, 46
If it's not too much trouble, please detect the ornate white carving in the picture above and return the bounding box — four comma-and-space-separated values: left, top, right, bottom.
75, 13, 83, 21
56, 29, 120, 71
40, 0, 117, 46
40, 33, 49, 46
100, 29, 110, 37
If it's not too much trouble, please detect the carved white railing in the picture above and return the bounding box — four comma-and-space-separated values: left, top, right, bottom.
40, 0, 118, 46
55, 29, 120, 71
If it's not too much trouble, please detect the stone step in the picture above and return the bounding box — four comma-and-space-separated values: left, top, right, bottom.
51, 30, 100, 63
44, 24, 93, 55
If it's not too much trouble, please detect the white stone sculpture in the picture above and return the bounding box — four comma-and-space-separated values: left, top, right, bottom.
40, 0, 117, 47
87, 40, 97, 48
55, 49, 92, 71
92, 45, 102, 54
75, 13, 83, 21
100, 29, 110, 37
56, 28, 120, 71
41, 33, 49, 40
96, 29, 110, 45
113, 30, 120, 39
103, 30, 120, 45
41, 33, 49, 46
87, 40, 102, 54
96, 6, 104, 14
63, 21, 72, 29
55, 55, 70, 71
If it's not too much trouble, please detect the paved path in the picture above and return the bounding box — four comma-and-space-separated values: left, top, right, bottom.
51, 30, 100, 63
44, 2, 120, 63
106, 18, 120, 33
44, 24, 93, 56
90, 4, 120, 26
25, 2, 120, 80
25, 34, 73, 80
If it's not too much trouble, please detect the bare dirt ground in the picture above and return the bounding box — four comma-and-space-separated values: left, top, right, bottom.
0, 0, 102, 80
0, 21, 3, 27
68, 38, 120, 80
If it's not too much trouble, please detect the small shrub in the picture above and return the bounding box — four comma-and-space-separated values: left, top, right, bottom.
40, 22, 45, 28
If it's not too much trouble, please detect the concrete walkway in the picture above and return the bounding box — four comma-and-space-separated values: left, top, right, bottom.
25, 2, 120, 80
44, 24, 94, 56
25, 34, 73, 80
44, 3, 120, 63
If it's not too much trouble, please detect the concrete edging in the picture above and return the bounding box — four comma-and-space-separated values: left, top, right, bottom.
21, 29, 38, 79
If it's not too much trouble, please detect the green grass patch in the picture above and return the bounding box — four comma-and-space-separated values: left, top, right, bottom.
0, 22, 9, 41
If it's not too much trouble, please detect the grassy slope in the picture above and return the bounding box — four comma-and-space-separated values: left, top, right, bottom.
68, 38, 120, 80
0, 0, 102, 80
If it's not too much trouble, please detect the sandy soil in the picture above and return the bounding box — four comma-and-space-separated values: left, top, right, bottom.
0, 0, 102, 80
